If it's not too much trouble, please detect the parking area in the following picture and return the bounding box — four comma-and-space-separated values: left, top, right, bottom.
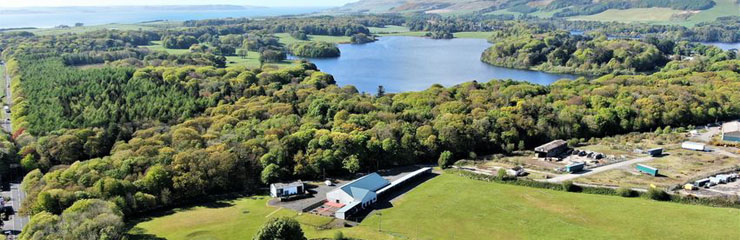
680, 171, 740, 197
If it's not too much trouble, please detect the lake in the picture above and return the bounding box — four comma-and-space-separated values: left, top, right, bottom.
702, 42, 740, 51
0, 6, 325, 29
298, 37, 579, 93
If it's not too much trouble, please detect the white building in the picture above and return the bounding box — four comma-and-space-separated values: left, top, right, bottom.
722, 121, 740, 142
327, 173, 390, 219
270, 181, 305, 198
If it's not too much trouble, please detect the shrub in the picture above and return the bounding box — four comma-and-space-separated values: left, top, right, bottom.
468, 151, 477, 160
253, 217, 307, 240
617, 186, 637, 197
438, 151, 453, 169
497, 168, 508, 180
646, 188, 670, 201
333, 231, 344, 240
561, 181, 579, 192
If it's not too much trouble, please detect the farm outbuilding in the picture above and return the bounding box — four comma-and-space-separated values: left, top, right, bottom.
329, 168, 432, 220
534, 140, 568, 158
270, 181, 305, 198
636, 164, 658, 176
565, 162, 585, 173
646, 148, 663, 157
327, 173, 390, 219
721, 121, 740, 142
681, 142, 707, 151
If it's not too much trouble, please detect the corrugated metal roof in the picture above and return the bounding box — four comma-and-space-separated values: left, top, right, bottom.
335, 172, 390, 201
535, 139, 567, 152
271, 180, 303, 189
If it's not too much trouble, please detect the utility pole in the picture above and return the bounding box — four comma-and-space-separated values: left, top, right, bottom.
377, 212, 382, 232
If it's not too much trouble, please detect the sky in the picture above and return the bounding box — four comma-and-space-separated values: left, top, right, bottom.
2, 0, 359, 8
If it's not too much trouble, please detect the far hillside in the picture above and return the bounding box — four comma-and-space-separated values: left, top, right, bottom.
329, 0, 740, 26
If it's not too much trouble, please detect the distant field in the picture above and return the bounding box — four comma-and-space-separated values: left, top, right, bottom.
369, 25, 410, 34
567, 0, 740, 26
139, 40, 190, 54
11, 21, 182, 35
130, 173, 740, 240
568, 8, 683, 24
687, 0, 740, 24
275, 33, 352, 45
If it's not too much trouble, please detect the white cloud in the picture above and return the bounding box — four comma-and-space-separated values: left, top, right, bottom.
2, 0, 359, 8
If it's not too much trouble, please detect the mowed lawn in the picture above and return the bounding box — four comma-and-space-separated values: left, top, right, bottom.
128, 196, 337, 240
129, 173, 740, 240
352, 174, 740, 240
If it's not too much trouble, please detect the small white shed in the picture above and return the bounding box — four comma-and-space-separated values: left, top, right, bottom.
270, 181, 305, 198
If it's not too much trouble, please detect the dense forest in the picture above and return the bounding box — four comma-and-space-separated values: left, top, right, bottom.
405, 14, 740, 43
1, 12, 739, 240
481, 31, 670, 75
288, 41, 341, 58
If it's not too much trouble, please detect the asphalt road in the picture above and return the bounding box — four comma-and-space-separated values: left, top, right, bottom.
1, 62, 11, 133
545, 156, 653, 183
3, 184, 29, 236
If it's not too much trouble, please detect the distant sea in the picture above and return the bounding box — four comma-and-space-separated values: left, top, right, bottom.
0, 6, 327, 29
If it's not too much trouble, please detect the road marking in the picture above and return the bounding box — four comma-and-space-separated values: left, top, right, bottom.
265, 207, 282, 218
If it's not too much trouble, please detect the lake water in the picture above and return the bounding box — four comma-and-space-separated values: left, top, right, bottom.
702, 42, 740, 51
0, 7, 325, 29
299, 37, 579, 93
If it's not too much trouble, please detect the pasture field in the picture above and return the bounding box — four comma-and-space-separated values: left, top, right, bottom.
10, 21, 182, 35
568, 8, 683, 24
567, 0, 740, 26
687, 0, 740, 24
140, 41, 190, 54
275, 33, 352, 45
368, 25, 410, 34
453, 31, 493, 39
129, 173, 740, 240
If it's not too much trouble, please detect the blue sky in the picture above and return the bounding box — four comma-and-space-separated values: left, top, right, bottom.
3, 0, 359, 8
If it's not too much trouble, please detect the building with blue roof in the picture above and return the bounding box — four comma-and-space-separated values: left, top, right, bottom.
327, 172, 390, 219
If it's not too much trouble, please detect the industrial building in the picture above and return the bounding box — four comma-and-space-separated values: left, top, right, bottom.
535, 139, 568, 158
721, 121, 740, 142
270, 181, 305, 198
327, 167, 432, 219
681, 141, 707, 152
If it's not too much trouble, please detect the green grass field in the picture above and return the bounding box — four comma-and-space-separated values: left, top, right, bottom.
369, 25, 410, 34
687, 0, 740, 25
567, 0, 740, 26
275, 33, 352, 45
130, 173, 740, 240
140, 41, 190, 54
568, 8, 683, 24
12, 21, 183, 35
